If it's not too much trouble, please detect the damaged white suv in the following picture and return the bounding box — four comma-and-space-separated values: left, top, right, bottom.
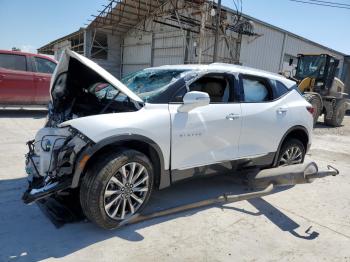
23, 49, 313, 229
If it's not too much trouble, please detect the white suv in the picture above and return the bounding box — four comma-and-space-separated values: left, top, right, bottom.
23, 50, 313, 229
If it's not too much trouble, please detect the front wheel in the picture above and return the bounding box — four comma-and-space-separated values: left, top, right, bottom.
277, 138, 305, 166
80, 149, 154, 229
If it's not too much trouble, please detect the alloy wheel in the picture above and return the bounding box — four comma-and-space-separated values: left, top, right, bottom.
104, 162, 149, 220
279, 146, 303, 166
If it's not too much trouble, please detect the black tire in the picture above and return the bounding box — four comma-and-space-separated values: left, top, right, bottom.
324, 99, 347, 127
80, 149, 154, 229
304, 93, 322, 126
277, 138, 305, 166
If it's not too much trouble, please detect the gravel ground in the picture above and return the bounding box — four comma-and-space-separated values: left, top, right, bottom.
0, 110, 349, 262
311, 115, 350, 164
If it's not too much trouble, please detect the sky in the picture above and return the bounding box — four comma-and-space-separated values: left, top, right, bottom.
0, 0, 349, 54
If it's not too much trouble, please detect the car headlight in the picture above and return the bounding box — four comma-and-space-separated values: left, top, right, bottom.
42, 139, 52, 152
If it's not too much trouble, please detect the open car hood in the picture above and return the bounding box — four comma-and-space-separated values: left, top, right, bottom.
50, 49, 143, 103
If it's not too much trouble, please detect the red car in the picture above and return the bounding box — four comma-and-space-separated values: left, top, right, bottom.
0, 50, 57, 106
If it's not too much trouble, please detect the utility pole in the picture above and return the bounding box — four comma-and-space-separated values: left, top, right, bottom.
213, 0, 222, 62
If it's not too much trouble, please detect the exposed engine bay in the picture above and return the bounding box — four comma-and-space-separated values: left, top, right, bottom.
46, 57, 141, 127
23, 52, 145, 203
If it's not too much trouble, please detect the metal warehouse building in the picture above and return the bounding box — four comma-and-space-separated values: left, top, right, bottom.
38, 0, 350, 92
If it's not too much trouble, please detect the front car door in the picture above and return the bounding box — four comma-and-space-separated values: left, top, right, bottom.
169, 71, 242, 182
0, 53, 35, 104
238, 74, 291, 163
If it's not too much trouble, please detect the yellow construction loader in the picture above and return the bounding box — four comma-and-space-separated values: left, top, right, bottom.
288, 54, 349, 126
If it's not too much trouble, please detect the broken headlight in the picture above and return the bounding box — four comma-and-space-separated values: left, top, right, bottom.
23, 126, 93, 204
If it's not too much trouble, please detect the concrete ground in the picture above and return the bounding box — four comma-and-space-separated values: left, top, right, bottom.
0, 110, 349, 262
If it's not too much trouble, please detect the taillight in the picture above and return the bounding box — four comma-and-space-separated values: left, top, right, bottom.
306, 106, 315, 115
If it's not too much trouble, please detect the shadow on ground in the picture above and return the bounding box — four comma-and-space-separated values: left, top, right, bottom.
0, 173, 318, 261
225, 199, 319, 240
0, 109, 47, 119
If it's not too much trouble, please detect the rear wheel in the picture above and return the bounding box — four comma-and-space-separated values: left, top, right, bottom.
324, 99, 347, 127
277, 138, 305, 166
80, 149, 154, 229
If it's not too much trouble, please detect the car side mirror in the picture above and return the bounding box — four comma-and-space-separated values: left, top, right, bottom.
177, 91, 210, 112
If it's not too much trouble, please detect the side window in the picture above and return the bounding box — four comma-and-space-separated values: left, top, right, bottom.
34, 57, 56, 74
270, 79, 289, 99
242, 75, 273, 102
188, 75, 232, 103
0, 53, 27, 71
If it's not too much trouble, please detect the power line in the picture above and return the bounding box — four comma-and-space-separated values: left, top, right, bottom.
308, 0, 350, 7
290, 0, 350, 9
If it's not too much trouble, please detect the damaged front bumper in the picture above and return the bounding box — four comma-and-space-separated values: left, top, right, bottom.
23, 126, 94, 204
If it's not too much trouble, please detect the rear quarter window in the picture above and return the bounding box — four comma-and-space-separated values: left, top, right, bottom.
0, 53, 27, 71
241, 75, 273, 102
270, 79, 290, 99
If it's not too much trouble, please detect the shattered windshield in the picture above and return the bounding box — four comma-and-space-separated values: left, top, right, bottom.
121, 69, 188, 102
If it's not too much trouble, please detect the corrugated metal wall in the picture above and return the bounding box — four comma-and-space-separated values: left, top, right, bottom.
121, 33, 152, 76
153, 31, 185, 66
119, 3, 240, 76
187, 33, 238, 64
121, 25, 186, 76
240, 22, 344, 77
240, 23, 284, 72
120, 27, 240, 76
285, 35, 343, 60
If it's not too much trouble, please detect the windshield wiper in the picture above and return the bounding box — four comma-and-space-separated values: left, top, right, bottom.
100, 91, 121, 114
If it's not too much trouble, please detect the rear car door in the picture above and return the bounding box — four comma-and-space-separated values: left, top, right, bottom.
238, 74, 291, 159
32, 56, 56, 104
0, 53, 35, 104
169, 72, 242, 181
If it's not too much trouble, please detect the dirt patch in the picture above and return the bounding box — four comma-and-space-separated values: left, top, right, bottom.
313, 115, 350, 136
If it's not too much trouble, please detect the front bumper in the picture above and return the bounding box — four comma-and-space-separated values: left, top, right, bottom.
23, 127, 93, 204
22, 179, 72, 204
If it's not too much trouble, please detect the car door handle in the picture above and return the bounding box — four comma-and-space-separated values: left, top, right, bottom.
277, 107, 288, 114
226, 113, 240, 120
34, 77, 44, 82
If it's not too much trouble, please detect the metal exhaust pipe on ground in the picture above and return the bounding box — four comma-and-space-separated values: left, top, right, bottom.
247, 162, 339, 189
119, 162, 339, 227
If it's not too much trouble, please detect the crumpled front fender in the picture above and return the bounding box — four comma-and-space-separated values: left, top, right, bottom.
70, 134, 170, 189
